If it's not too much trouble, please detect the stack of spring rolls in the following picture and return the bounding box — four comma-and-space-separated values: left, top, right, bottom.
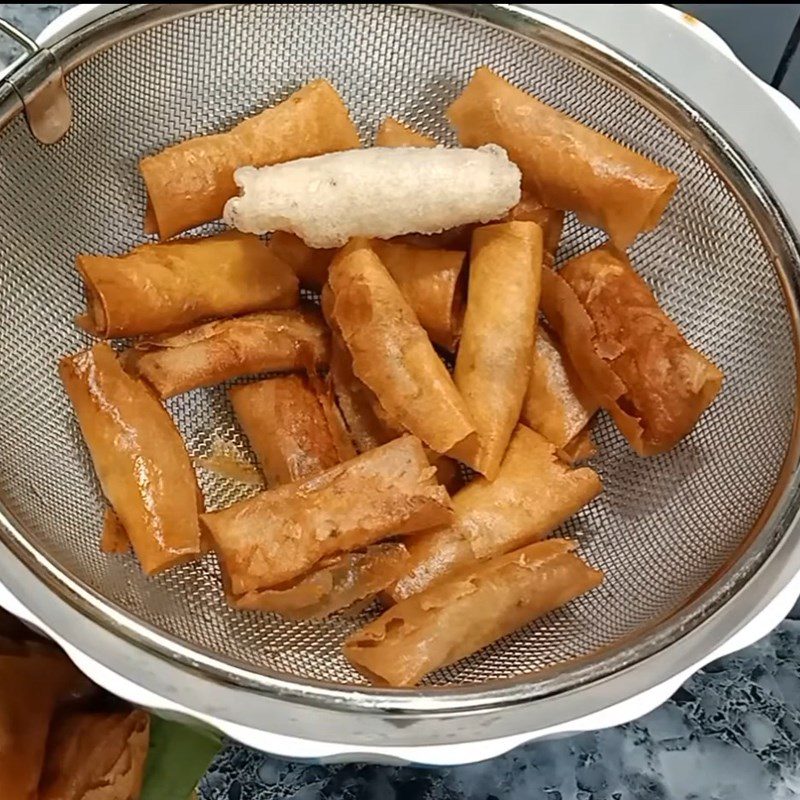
60, 67, 722, 687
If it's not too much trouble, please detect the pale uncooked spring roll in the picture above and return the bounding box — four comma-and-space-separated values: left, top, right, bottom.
447, 66, 678, 249
140, 79, 361, 239
229, 374, 355, 487
202, 435, 453, 594
76, 232, 299, 338
266, 231, 334, 289
522, 326, 598, 454
60, 343, 203, 574
375, 117, 437, 147
224, 145, 521, 248
345, 538, 602, 687
231, 543, 410, 619
329, 239, 478, 463
555, 244, 723, 455
126, 308, 329, 398
372, 240, 466, 351
38, 710, 150, 800
390, 425, 600, 601
454, 221, 542, 478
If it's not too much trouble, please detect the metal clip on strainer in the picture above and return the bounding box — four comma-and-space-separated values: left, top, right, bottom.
0, 3, 799, 765
0, 17, 72, 143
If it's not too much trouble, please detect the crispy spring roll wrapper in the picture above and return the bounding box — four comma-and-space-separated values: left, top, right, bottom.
390, 425, 600, 602
231, 543, 410, 618
522, 326, 598, 452
126, 308, 329, 398
431, 455, 464, 495
38, 710, 150, 800
346, 538, 602, 687
556, 245, 723, 455
0, 649, 87, 800
76, 231, 299, 338
559, 427, 596, 464
505, 192, 564, 262
375, 117, 437, 148
371, 241, 466, 351
229, 374, 355, 487
140, 79, 361, 239
60, 344, 203, 574
100, 508, 129, 554
202, 435, 453, 593
447, 66, 678, 249
454, 221, 542, 479
266, 231, 334, 289
329, 239, 478, 463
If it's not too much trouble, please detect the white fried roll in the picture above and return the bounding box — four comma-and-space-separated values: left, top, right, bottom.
224, 145, 522, 248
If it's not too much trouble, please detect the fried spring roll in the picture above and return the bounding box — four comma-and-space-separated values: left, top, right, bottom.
38, 710, 150, 800
375, 117, 437, 148
231, 543, 410, 618
505, 191, 564, 262
60, 344, 203, 574
76, 232, 299, 339
552, 245, 723, 455
328, 333, 403, 452
229, 374, 355, 487
454, 221, 542, 478
140, 79, 361, 239
0, 648, 86, 800
329, 239, 478, 462
126, 308, 329, 398
202, 435, 453, 594
390, 425, 600, 601
345, 538, 602, 686
100, 507, 129, 554
522, 326, 598, 453
447, 66, 678, 249
372, 241, 466, 351
266, 231, 334, 289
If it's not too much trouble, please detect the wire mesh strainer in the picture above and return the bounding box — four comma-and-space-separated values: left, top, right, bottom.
1, 2, 800, 750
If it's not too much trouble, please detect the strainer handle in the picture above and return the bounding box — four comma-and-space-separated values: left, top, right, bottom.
0, 15, 72, 144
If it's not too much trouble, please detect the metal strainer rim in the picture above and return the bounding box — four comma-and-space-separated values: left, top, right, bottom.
0, 3, 799, 740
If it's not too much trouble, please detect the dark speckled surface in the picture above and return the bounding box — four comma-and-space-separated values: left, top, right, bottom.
4, 4, 800, 797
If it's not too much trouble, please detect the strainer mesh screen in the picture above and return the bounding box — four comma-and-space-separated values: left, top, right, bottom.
0, 3, 795, 686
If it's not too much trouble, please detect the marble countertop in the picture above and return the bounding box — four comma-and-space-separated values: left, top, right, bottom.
3, 4, 800, 798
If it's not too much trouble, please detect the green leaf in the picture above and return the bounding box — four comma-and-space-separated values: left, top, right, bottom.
140, 715, 223, 800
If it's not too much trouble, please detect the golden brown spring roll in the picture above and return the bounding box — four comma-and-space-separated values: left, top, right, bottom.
431, 455, 464, 495
76, 231, 299, 338
202, 435, 453, 594
100, 507, 129, 554
328, 333, 403, 452
231, 543, 410, 618
38, 710, 150, 800
559, 427, 597, 464
229, 374, 355, 487
140, 79, 361, 239
522, 326, 598, 454
126, 308, 329, 398
345, 538, 602, 686
60, 343, 203, 574
554, 245, 723, 455
454, 221, 542, 479
0, 648, 87, 800
447, 66, 678, 249
390, 425, 600, 601
505, 191, 564, 262
371, 240, 466, 352
266, 230, 334, 289
375, 117, 437, 147
329, 239, 478, 463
